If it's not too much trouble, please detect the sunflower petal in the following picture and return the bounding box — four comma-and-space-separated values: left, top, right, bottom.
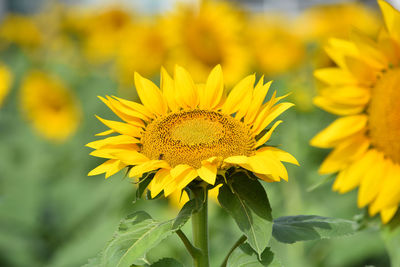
378, 0, 400, 42
88, 159, 118, 177
310, 115, 367, 148
174, 65, 199, 108
128, 160, 169, 178
149, 169, 172, 198
254, 120, 282, 148
96, 116, 142, 137
161, 67, 179, 112
221, 74, 255, 115
134, 72, 168, 116
201, 64, 224, 109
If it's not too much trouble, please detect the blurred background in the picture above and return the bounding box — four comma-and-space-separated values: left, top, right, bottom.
0, 0, 398, 266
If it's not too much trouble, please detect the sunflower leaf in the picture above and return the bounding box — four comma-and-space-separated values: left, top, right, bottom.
149, 257, 184, 267
272, 215, 357, 244
173, 195, 203, 230
226, 243, 281, 267
218, 171, 273, 257
84, 211, 176, 267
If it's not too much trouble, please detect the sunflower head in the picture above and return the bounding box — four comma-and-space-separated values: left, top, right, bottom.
87, 65, 298, 200
311, 0, 400, 223
20, 71, 81, 142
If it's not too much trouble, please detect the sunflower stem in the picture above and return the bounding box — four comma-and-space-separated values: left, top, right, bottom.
191, 186, 209, 267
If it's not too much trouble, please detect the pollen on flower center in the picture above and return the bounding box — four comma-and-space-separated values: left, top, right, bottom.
368, 68, 400, 163
141, 109, 255, 168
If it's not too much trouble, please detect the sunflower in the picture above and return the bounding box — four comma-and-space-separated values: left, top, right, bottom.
0, 64, 13, 107
0, 14, 42, 49
20, 71, 80, 142
311, 0, 400, 223
87, 65, 298, 199
246, 14, 305, 76
115, 19, 168, 85
163, 1, 249, 86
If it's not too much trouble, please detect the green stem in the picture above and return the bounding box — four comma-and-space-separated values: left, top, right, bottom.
176, 229, 202, 259
191, 186, 209, 267
220, 235, 247, 267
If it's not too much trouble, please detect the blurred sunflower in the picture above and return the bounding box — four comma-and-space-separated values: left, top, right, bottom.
87, 65, 298, 199
20, 71, 80, 142
0, 64, 13, 107
246, 15, 305, 76
295, 2, 380, 67
163, 1, 249, 86
115, 19, 168, 85
0, 14, 42, 49
311, 0, 400, 223
65, 7, 133, 64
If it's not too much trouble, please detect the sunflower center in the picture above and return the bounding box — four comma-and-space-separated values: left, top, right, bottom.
141, 109, 255, 168
368, 68, 400, 163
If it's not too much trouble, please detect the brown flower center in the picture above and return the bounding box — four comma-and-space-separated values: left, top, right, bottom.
141, 109, 255, 168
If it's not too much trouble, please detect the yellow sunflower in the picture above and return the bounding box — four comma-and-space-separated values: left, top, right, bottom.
0, 64, 13, 107
311, 0, 400, 223
87, 65, 298, 199
246, 14, 305, 76
163, 1, 249, 86
0, 14, 42, 49
115, 18, 168, 85
20, 71, 81, 142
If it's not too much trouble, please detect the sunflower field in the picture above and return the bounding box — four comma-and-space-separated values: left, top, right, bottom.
1, 0, 400, 266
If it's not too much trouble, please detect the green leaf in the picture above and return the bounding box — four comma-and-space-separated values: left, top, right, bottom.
272, 215, 357, 244
149, 258, 184, 267
173, 195, 202, 230
86, 211, 176, 267
218, 171, 273, 257
227, 243, 281, 267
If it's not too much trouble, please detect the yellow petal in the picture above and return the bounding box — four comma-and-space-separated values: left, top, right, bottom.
380, 206, 398, 224
256, 147, 299, 166
254, 120, 282, 148
254, 173, 280, 182
222, 74, 255, 115
224, 155, 249, 165
200, 64, 224, 109
325, 38, 359, 68
197, 162, 217, 185
134, 72, 168, 116
96, 116, 142, 137
86, 135, 139, 149
358, 151, 386, 208
252, 102, 294, 135
247, 154, 288, 181
314, 68, 356, 86
88, 159, 118, 177
310, 115, 367, 148
105, 160, 126, 178
95, 129, 114, 136
129, 160, 170, 178
344, 56, 378, 86
89, 144, 139, 159
350, 30, 388, 69
111, 151, 149, 165
161, 67, 179, 112
174, 65, 199, 108
319, 135, 370, 174
369, 163, 400, 215
318, 85, 370, 106
244, 79, 272, 124
105, 96, 150, 122
378, 0, 400, 42
100, 96, 145, 127
112, 96, 154, 119
313, 96, 365, 116
149, 169, 172, 198
164, 165, 197, 196
332, 150, 377, 193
